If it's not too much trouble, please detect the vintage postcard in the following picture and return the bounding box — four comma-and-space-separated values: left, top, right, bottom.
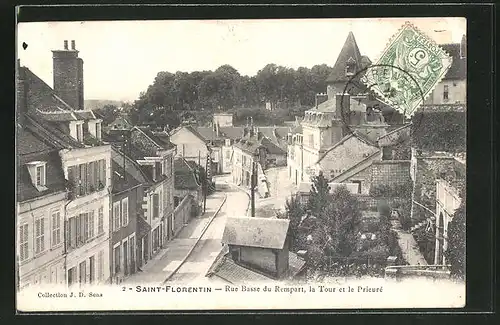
16, 17, 466, 311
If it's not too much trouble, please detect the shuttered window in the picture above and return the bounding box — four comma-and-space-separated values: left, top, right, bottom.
152, 193, 159, 219
35, 217, 45, 254
113, 202, 121, 232
98, 206, 104, 234
121, 198, 129, 227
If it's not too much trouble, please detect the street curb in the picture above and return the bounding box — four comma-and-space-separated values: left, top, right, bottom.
162, 193, 228, 284
223, 180, 251, 216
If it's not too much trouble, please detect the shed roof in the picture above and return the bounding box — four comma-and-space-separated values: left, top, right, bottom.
222, 216, 290, 249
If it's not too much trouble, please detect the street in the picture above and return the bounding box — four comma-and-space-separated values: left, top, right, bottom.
166, 179, 250, 284
125, 175, 250, 285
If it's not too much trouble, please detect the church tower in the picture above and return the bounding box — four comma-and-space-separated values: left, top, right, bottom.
325, 32, 371, 100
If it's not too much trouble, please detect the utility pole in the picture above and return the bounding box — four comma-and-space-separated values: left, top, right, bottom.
250, 160, 258, 218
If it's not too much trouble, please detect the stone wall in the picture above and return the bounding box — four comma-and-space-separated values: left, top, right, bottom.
371, 160, 411, 187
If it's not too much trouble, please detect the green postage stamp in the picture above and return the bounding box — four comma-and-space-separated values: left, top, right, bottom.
362, 22, 453, 118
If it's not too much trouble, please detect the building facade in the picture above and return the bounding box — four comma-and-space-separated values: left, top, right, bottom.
423, 36, 467, 105
434, 179, 462, 265
17, 41, 112, 288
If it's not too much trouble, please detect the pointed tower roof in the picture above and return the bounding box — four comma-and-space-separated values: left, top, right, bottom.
326, 32, 366, 84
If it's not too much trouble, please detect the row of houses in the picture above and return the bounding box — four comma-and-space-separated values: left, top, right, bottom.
16, 41, 203, 289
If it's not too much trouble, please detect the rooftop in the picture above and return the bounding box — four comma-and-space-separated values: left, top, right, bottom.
222, 216, 290, 250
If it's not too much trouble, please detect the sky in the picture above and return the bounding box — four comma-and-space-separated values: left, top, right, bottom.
17, 18, 466, 102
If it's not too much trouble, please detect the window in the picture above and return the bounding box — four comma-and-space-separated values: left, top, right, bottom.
36, 165, 45, 187
51, 210, 61, 247
345, 62, 356, 76
174, 196, 180, 208
79, 261, 86, 285
35, 217, 45, 254
67, 159, 106, 197
88, 211, 95, 239
113, 202, 121, 232
97, 250, 104, 282
114, 244, 121, 274
89, 256, 95, 284
123, 239, 129, 275
129, 236, 135, 270
68, 267, 76, 286
443, 85, 449, 101
95, 122, 102, 140
19, 223, 29, 261
98, 206, 104, 234
152, 193, 159, 219
76, 123, 83, 142
352, 180, 362, 194
121, 198, 129, 227
308, 134, 314, 148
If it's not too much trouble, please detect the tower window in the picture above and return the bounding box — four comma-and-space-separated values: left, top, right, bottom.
345, 57, 356, 76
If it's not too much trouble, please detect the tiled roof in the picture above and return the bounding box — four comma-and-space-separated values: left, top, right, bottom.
326, 32, 369, 83
135, 127, 176, 151
21, 67, 74, 113
32, 110, 77, 122
111, 160, 142, 194
25, 113, 84, 149
233, 132, 286, 156
73, 110, 96, 120
207, 251, 273, 284
17, 127, 66, 202
194, 126, 219, 141
440, 43, 466, 80
174, 158, 201, 190
219, 126, 245, 140
17, 124, 54, 155
108, 115, 133, 129
222, 216, 290, 250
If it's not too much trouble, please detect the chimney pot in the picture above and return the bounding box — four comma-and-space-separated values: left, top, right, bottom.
71, 40, 76, 50
64, 40, 68, 50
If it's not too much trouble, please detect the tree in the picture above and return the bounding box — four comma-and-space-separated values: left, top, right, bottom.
307, 171, 331, 219
323, 186, 362, 256
284, 195, 305, 251
444, 201, 466, 279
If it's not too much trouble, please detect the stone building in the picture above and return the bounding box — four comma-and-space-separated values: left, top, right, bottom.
109, 147, 148, 283
206, 217, 306, 283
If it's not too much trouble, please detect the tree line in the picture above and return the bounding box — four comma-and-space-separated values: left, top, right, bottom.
126, 63, 334, 128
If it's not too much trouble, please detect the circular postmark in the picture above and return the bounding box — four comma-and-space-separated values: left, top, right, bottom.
339, 64, 426, 149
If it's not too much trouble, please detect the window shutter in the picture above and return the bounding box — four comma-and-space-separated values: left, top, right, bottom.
122, 199, 128, 226
153, 193, 159, 219
87, 161, 94, 192
94, 162, 99, 189
99, 159, 106, 188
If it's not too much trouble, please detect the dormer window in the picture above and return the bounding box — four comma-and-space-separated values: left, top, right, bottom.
36, 165, 45, 186
345, 57, 356, 76
26, 161, 47, 191
76, 123, 83, 142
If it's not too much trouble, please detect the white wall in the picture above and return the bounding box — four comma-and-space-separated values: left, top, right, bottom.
17, 192, 67, 289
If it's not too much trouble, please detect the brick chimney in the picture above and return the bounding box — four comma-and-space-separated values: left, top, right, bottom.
52, 40, 84, 110
315, 93, 328, 109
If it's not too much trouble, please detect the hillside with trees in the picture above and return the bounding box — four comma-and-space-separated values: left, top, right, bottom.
128, 63, 334, 128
